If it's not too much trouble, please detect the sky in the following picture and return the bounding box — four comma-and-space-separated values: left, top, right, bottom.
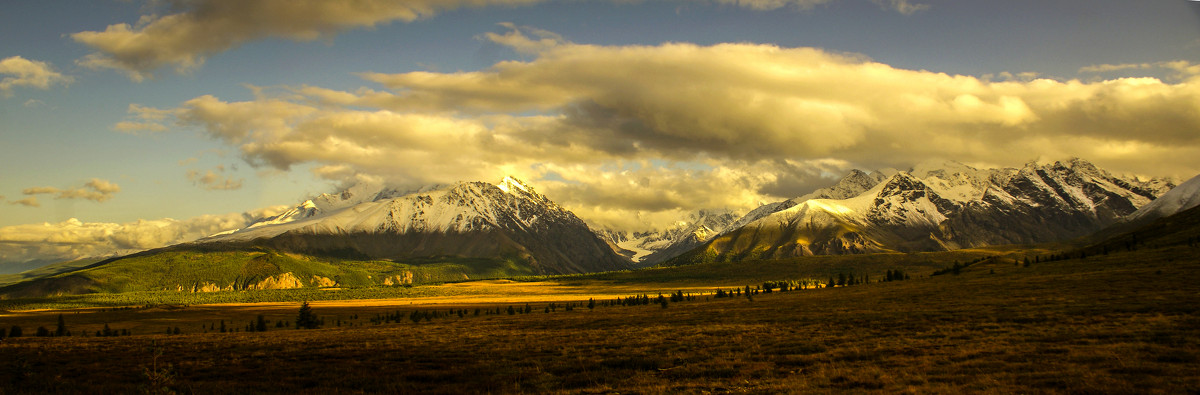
2, 0, 1200, 268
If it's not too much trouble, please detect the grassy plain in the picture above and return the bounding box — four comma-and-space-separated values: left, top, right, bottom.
0, 242, 1197, 393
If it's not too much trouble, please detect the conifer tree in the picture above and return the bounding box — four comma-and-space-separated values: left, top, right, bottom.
297, 301, 321, 329
56, 314, 67, 337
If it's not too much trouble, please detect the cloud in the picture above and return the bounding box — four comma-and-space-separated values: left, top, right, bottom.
869, 0, 928, 15
186, 165, 244, 190
712, 0, 834, 11
122, 36, 1200, 230
71, 0, 928, 80
70, 0, 546, 81
23, 178, 121, 203
481, 22, 568, 54
9, 197, 40, 208
1079, 61, 1200, 81
0, 56, 73, 97
0, 206, 290, 266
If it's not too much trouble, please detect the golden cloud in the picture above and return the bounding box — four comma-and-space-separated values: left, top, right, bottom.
186, 165, 244, 191
120, 39, 1200, 230
70, 0, 546, 81
22, 179, 121, 203
0, 56, 73, 97
71, 0, 930, 80
0, 206, 289, 266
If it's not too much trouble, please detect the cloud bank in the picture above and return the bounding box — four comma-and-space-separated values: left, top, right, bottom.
0, 206, 289, 268
120, 34, 1200, 230
22, 179, 121, 203
0, 56, 73, 97
71, 0, 928, 80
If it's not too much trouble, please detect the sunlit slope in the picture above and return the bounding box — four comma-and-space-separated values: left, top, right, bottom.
0, 247, 537, 298
672, 159, 1171, 265
0, 258, 102, 287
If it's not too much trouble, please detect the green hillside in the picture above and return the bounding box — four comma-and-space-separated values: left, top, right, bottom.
0, 258, 102, 287
0, 247, 536, 299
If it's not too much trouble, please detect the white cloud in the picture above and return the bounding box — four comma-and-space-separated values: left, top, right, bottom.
0, 206, 289, 267
122, 37, 1200, 230
22, 178, 121, 203
0, 56, 73, 97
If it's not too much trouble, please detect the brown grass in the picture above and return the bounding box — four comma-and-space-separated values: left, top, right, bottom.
0, 245, 1197, 394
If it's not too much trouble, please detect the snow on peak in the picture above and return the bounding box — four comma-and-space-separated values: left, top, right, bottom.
497, 176, 533, 194
203, 177, 573, 243
1127, 173, 1200, 222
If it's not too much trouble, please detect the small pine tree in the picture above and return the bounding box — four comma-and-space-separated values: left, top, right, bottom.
506, 305, 516, 315
587, 298, 595, 310
36, 327, 50, 337
219, 320, 226, 333
56, 314, 67, 337
255, 315, 267, 332
297, 302, 320, 329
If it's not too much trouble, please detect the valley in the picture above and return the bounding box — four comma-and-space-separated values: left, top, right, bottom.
0, 164, 1197, 393
0, 242, 1197, 393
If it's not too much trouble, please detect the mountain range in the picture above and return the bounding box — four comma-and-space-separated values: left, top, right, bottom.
670, 159, 1178, 264
2, 158, 1197, 297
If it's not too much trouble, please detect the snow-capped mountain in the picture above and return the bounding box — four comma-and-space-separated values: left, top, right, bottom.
201, 177, 629, 275
595, 209, 739, 266
1124, 174, 1200, 224
716, 169, 889, 239
677, 158, 1176, 264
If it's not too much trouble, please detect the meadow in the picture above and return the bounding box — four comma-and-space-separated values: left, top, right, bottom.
0, 242, 1197, 393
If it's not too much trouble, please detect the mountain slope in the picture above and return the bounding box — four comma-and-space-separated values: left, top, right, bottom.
0, 177, 629, 297
203, 177, 628, 275
1125, 174, 1200, 224
673, 159, 1173, 265
597, 209, 739, 267
716, 169, 888, 240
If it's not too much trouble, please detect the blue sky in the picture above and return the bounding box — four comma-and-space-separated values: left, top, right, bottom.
2, 0, 1199, 266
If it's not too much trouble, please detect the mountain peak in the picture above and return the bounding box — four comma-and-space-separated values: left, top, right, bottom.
496, 176, 533, 194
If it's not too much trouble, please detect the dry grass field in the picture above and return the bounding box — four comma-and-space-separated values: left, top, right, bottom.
0, 244, 1197, 394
